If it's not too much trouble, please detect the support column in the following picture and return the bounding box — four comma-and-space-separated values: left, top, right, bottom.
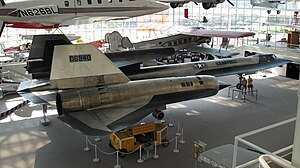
291, 73, 300, 167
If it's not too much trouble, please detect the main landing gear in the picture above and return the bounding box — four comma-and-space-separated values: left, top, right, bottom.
152, 110, 164, 120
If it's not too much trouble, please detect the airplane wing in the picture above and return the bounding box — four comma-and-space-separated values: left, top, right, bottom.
180, 29, 255, 38
157, 0, 185, 2
21, 34, 81, 41
61, 16, 130, 25
58, 101, 160, 135
58, 106, 140, 135
186, 46, 240, 57
106, 47, 175, 67
17, 80, 56, 105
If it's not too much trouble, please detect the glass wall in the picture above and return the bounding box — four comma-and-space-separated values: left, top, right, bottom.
0, 0, 299, 48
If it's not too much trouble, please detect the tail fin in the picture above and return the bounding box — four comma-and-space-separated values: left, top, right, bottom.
105, 31, 134, 51
0, 0, 5, 6
0, 20, 4, 37
50, 44, 129, 89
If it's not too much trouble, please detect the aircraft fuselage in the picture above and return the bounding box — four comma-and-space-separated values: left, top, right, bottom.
0, 0, 168, 25
55, 75, 219, 114
128, 54, 290, 80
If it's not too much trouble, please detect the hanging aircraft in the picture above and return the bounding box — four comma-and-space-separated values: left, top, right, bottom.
157, 0, 234, 9
250, 0, 291, 14
13, 34, 290, 135
0, 0, 168, 36
105, 28, 255, 57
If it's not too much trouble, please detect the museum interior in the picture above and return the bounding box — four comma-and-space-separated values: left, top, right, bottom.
0, 0, 300, 168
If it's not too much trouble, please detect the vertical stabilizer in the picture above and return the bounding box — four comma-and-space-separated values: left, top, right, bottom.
0, 0, 5, 6
0, 21, 4, 37
106, 31, 134, 51
50, 44, 130, 89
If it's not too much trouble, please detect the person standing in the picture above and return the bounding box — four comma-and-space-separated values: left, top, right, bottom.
242, 77, 247, 94
247, 76, 254, 94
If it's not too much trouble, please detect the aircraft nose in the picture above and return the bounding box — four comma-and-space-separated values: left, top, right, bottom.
279, 58, 291, 64
218, 81, 231, 90
150, 1, 169, 12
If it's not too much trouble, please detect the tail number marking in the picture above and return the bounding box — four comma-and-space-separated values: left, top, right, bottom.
69, 55, 92, 62
19, 6, 58, 17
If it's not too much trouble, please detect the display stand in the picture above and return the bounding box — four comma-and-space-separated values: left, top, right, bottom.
231, 89, 258, 102
94, 136, 102, 142
40, 104, 50, 126
137, 146, 144, 163
153, 142, 159, 159
84, 136, 91, 151
179, 128, 185, 144
142, 144, 154, 160
173, 136, 179, 153
176, 121, 181, 136
114, 151, 121, 168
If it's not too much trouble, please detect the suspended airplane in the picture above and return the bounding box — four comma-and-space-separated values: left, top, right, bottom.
250, 0, 291, 14
12, 34, 290, 135
157, 0, 234, 9
0, 0, 168, 36
106, 28, 255, 57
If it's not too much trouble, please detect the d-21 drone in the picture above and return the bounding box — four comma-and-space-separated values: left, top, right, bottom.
157, 0, 234, 9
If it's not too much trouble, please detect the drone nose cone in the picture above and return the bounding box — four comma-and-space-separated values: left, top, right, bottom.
276, 58, 291, 66
152, 1, 169, 12
159, 3, 169, 11
281, 58, 291, 64
218, 81, 231, 90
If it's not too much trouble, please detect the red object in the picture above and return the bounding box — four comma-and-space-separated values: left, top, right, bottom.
89, 40, 107, 48
184, 8, 188, 19
3, 46, 21, 53
5, 22, 67, 29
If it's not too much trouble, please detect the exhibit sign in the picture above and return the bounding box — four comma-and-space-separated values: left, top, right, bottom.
193, 140, 207, 161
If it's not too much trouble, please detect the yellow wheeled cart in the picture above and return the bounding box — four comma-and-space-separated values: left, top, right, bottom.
109, 123, 169, 157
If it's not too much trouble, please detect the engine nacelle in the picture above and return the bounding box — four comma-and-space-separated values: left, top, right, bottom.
152, 110, 164, 120
0, 88, 4, 99
56, 87, 103, 116
170, 2, 185, 8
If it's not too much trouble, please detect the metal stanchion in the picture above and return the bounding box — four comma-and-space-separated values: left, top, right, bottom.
173, 136, 179, 153
168, 119, 174, 127
137, 146, 144, 163
84, 136, 91, 152
93, 145, 100, 162
95, 136, 102, 142
40, 104, 50, 126
153, 142, 159, 159
179, 128, 185, 144
114, 151, 121, 168
176, 121, 181, 136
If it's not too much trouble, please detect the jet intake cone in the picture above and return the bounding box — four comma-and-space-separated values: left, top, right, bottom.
218, 81, 231, 90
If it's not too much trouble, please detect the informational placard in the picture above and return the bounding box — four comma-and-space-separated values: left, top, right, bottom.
193, 140, 207, 162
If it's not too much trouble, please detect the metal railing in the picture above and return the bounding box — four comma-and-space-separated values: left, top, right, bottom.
258, 154, 295, 168
232, 117, 296, 168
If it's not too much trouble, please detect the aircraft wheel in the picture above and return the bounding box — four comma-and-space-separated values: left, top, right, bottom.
170, 2, 179, 8
161, 139, 169, 147
118, 149, 127, 158
202, 3, 213, 9
267, 10, 271, 14
152, 110, 164, 120
277, 10, 281, 14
